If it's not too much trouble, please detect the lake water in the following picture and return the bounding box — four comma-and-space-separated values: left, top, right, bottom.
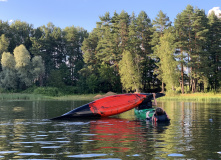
0, 100, 220, 159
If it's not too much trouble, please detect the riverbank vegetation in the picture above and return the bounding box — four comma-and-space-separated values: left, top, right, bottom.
0, 5, 220, 95
160, 93, 221, 102
0, 93, 49, 100
0, 92, 220, 101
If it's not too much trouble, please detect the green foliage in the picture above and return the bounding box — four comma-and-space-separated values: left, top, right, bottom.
0, 69, 18, 90
151, 10, 172, 92
9, 20, 33, 51
1, 52, 15, 69
33, 86, 78, 96
207, 11, 221, 91
60, 86, 78, 94
0, 34, 9, 56
119, 50, 141, 92
174, 5, 210, 93
31, 56, 45, 86
22, 85, 38, 93
0, 45, 45, 90
98, 63, 121, 93
155, 31, 178, 91
0, 93, 47, 100
0, 52, 17, 90
86, 74, 98, 94
13, 45, 32, 88
33, 87, 61, 97
47, 69, 65, 88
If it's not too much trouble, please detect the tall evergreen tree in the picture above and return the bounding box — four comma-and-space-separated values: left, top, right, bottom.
190, 8, 209, 92
136, 11, 154, 92
118, 10, 130, 51
30, 23, 63, 84
174, 5, 194, 94
151, 10, 172, 92
63, 26, 88, 85
96, 12, 116, 64
175, 5, 209, 93
82, 29, 100, 66
207, 11, 221, 91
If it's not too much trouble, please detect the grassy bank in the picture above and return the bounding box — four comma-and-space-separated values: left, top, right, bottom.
52, 94, 97, 101
0, 93, 97, 101
0, 93, 50, 100
0, 93, 220, 102
53, 93, 221, 102
160, 93, 221, 101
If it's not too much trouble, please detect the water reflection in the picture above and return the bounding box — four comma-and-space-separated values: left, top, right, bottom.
0, 100, 220, 159
90, 118, 142, 153
88, 118, 170, 159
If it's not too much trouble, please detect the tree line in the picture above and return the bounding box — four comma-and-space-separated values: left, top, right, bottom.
0, 5, 220, 94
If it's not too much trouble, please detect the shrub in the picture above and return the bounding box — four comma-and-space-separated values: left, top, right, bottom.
60, 86, 78, 95
33, 87, 62, 97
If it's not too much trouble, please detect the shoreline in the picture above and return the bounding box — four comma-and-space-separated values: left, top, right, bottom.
0, 93, 220, 101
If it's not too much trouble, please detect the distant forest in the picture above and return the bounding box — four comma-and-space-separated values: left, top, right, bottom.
0, 5, 220, 94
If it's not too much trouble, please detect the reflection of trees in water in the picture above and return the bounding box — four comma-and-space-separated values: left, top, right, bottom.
81, 117, 170, 159
88, 118, 144, 159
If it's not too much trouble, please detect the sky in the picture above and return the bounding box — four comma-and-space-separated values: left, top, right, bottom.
0, 0, 220, 32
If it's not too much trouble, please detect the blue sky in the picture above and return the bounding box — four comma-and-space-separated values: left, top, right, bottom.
0, 0, 220, 32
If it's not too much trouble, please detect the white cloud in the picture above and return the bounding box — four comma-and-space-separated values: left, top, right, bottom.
0, 0, 8, 2
9, 19, 14, 23
208, 7, 221, 18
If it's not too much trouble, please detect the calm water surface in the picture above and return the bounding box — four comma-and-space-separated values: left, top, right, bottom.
0, 100, 220, 159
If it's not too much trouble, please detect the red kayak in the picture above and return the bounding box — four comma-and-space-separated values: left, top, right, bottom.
51, 93, 164, 120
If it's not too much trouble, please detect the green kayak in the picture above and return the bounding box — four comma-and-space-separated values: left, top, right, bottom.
134, 108, 155, 120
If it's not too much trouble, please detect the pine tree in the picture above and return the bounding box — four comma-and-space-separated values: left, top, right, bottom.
30, 23, 64, 84
190, 8, 209, 92
63, 26, 88, 85
207, 11, 221, 91
136, 11, 154, 91
118, 10, 130, 51
82, 28, 100, 66
175, 5, 209, 93
96, 12, 116, 64
151, 10, 172, 92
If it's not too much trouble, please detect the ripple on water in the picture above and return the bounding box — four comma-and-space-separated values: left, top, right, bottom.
67, 153, 107, 158
17, 153, 41, 156
0, 151, 19, 154
168, 153, 185, 157
41, 146, 61, 149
